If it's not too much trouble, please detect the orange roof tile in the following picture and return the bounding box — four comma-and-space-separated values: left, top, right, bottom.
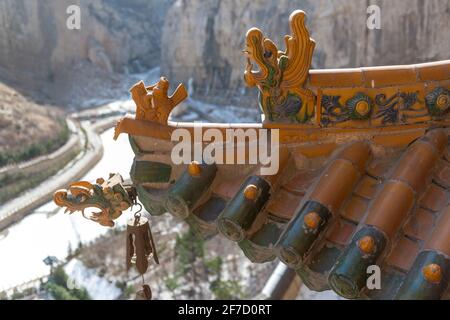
403, 208, 436, 241
386, 237, 421, 271
133, 128, 450, 299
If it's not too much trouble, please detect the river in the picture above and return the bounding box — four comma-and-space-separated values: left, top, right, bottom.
0, 127, 134, 291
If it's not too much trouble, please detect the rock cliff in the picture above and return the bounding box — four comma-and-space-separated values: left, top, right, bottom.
161, 0, 450, 99
0, 0, 172, 104
0, 0, 448, 106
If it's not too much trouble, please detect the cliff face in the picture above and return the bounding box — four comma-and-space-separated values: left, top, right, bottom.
0, 0, 172, 102
1, 0, 448, 106
161, 0, 450, 97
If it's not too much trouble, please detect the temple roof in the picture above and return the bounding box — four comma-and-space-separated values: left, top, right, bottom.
122, 127, 450, 299
112, 59, 450, 299
54, 9, 450, 300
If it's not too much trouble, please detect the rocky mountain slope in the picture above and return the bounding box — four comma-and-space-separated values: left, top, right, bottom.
0, 0, 173, 105
161, 0, 450, 98
0, 83, 65, 161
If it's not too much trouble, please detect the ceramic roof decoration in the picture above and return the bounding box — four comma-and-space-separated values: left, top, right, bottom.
54, 10, 450, 300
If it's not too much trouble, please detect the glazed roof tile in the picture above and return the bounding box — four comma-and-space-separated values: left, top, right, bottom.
309, 60, 450, 88
149, 128, 450, 299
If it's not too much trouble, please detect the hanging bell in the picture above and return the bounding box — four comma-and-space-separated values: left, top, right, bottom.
135, 284, 152, 300
126, 214, 159, 274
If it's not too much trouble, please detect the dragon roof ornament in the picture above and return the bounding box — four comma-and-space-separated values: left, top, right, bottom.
244, 10, 316, 123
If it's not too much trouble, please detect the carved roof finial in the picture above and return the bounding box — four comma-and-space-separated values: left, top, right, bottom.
130, 77, 188, 125
244, 10, 316, 123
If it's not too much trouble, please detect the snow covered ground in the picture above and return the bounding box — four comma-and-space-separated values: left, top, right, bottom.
64, 259, 121, 300
297, 286, 343, 300
172, 98, 261, 123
